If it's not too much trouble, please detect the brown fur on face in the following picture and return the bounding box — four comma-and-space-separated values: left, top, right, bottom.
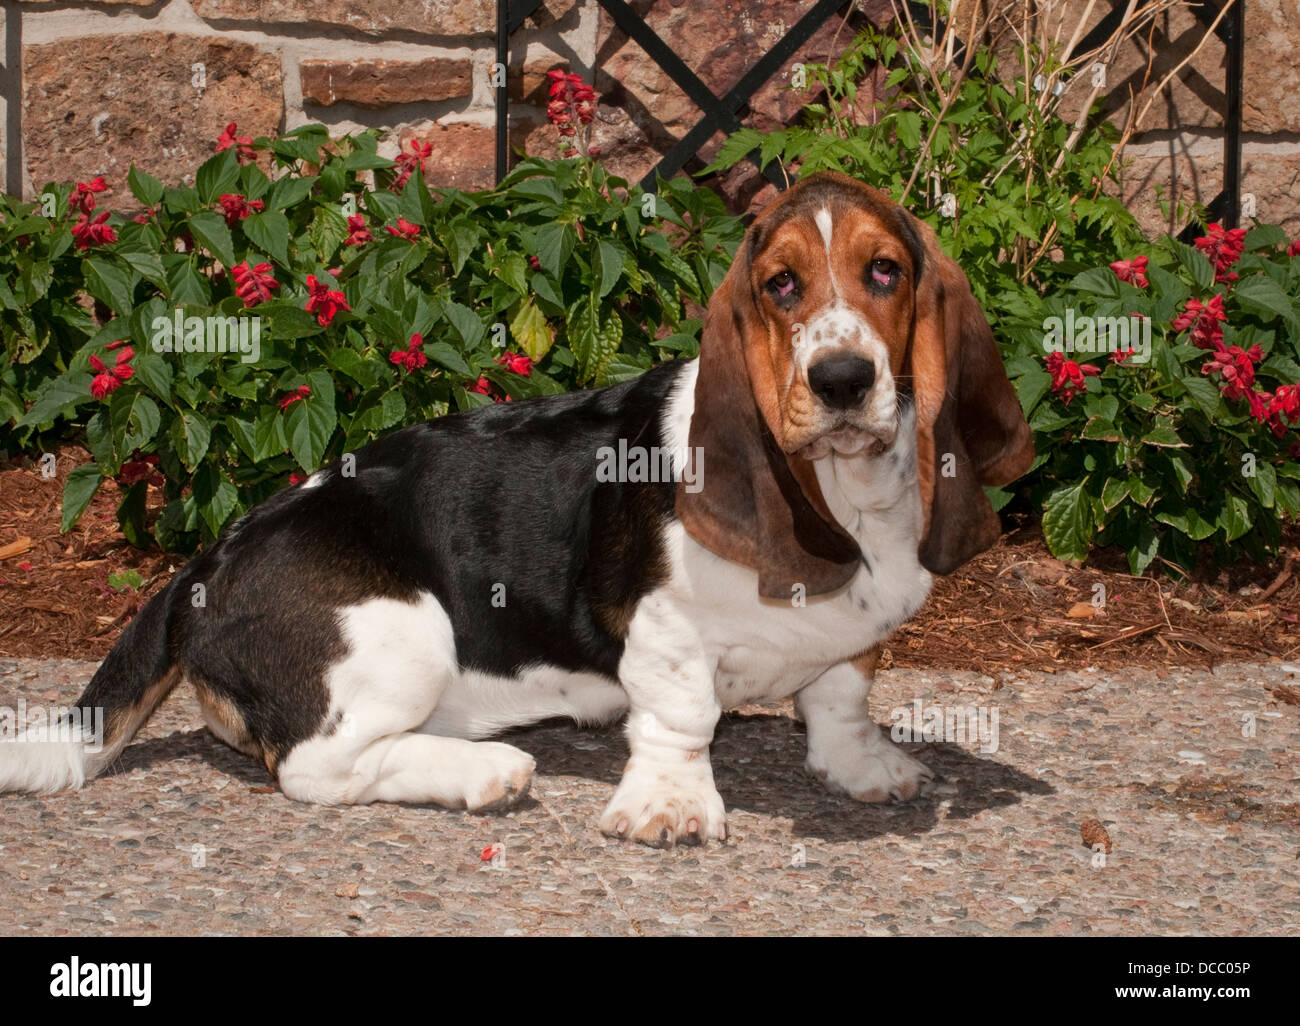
677, 170, 1034, 598
737, 177, 925, 456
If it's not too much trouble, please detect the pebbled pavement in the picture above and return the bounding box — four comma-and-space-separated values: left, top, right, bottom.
0, 657, 1296, 936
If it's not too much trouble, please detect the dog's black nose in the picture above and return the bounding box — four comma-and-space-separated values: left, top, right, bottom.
808, 355, 876, 410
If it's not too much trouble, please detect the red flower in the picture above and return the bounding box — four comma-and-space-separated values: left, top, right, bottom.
1289, 240, 1300, 258
304, 273, 350, 327
390, 332, 428, 373
344, 213, 372, 247
480, 844, 502, 862
116, 451, 163, 488
1193, 223, 1246, 284
1171, 294, 1227, 350
215, 122, 255, 164
1269, 384, 1300, 436
469, 376, 493, 396
1109, 347, 1137, 364
528, 255, 540, 271
1045, 350, 1100, 405
289, 471, 306, 485
133, 207, 155, 225
71, 211, 117, 251
494, 350, 533, 376
218, 192, 265, 226
546, 70, 599, 149
89, 347, 134, 401
68, 176, 107, 217
231, 261, 279, 308
391, 139, 433, 192
1109, 255, 1148, 288
385, 217, 421, 241
279, 385, 311, 411
1201, 344, 1262, 402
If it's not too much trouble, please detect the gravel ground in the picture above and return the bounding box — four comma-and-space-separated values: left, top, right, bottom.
0, 656, 1296, 936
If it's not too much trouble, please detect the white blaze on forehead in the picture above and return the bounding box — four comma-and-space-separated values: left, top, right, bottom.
814, 206, 841, 299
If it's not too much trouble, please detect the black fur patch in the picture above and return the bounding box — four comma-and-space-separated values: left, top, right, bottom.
163, 360, 690, 762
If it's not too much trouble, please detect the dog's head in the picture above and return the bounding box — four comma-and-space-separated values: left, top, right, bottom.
677, 170, 1034, 598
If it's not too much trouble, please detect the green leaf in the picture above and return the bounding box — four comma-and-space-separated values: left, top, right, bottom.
16, 373, 93, 428
111, 392, 161, 454
286, 371, 337, 472
61, 466, 104, 533
169, 409, 212, 471
128, 165, 164, 207
1041, 480, 1094, 563
442, 301, 484, 348
265, 175, 317, 211
1141, 424, 1186, 447
1156, 507, 1216, 541
510, 299, 553, 361
195, 146, 240, 204
535, 223, 574, 277
1246, 459, 1277, 508
423, 341, 472, 378
243, 210, 292, 266
596, 240, 626, 299
1218, 494, 1251, 541
1127, 521, 1158, 575
84, 258, 136, 314
187, 211, 237, 267
1235, 273, 1300, 333
569, 297, 622, 385
1100, 477, 1131, 511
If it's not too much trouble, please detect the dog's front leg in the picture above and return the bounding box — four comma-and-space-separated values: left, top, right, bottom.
599, 592, 727, 847
797, 647, 933, 802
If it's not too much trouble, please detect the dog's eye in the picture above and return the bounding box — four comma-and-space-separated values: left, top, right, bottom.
869, 259, 899, 288
766, 270, 798, 302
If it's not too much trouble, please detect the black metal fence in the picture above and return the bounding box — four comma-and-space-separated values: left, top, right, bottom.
495, 0, 1245, 234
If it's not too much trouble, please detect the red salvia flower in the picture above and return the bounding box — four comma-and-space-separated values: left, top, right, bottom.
1109, 347, 1137, 364
389, 333, 428, 373
116, 451, 163, 488
1193, 223, 1247, 283
1109, 255, 1148, 288
88, 347, 134, 401
71, 211, 117, 251
344, 213, 372, 246
68, 176, 107, 217
385, 217, 421, 241
494, 350, 533, 376
218, 192, 265, 227
303, 274, 351, 327
391, 139, 433, 192
1269, 384, 1300, 437
469, 376, 493, 396
215, 122, 255, 164
133, 207, 155, 224
231, 260, 279, 308
279, 385, 312, 411
546, 70, 599, 152
1201, 344, 1262, 402
1289, 240, 1300, 258
1171, 294, 1227, 350
1045, 350, 1100, 405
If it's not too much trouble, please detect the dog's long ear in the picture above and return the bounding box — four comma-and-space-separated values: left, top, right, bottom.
909, 221, 1035, 575
676, 243, 861, 600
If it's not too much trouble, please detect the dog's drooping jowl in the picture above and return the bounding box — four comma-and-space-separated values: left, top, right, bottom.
0, 172, 1032, 847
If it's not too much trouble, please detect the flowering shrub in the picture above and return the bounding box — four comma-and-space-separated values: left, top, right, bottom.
1001, 224, 1300, 573
1, 103, 743, 552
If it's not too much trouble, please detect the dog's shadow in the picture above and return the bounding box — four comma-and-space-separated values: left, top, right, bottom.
101, 711, 1051, 843
508, 709, 1053, 843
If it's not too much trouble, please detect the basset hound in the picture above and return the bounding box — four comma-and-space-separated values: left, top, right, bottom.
0, 171, 1033, 847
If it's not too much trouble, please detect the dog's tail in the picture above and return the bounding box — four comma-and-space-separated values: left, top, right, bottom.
0, 564, 195, 794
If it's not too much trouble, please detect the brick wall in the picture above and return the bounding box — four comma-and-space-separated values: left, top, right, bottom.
1, 0, 1296, 235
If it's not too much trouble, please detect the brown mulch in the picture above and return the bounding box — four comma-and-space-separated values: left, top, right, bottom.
1, 444, 1297, 671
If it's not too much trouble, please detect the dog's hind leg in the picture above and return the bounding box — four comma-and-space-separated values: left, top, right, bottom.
275, 593, 534, 809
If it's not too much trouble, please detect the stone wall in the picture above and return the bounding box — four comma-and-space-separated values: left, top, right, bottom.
0, 0, 1296, 234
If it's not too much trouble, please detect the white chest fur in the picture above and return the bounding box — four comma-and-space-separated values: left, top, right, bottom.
656, 360, 932, 709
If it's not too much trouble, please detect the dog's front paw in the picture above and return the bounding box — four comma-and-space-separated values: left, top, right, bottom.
599, 760, 727, 848
807, 724, 933, 803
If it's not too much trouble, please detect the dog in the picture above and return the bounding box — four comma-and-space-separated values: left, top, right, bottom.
0, 171, 1033, 847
